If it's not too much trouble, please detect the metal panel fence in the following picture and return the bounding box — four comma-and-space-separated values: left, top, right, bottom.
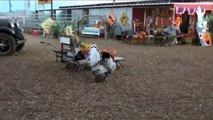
20, 11, 73, 35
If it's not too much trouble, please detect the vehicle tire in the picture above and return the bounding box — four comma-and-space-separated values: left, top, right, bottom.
95, 73, 107, 83
116, 62, 121, 68
16, 42, 25, 51
0, 33, 16, 56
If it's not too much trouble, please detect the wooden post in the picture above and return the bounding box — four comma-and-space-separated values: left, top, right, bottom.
144, 8, 146, 29
51, 0, 53, 19
172, 7, 175, 22
104, 17, 107, 40
65, 9, 68, 21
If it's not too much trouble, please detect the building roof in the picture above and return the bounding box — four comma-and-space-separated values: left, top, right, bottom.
59, 1, 173, 10
60, 0, 213, 10
38, 0, 212, 11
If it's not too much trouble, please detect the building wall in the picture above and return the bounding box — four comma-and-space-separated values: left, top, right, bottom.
133, 8, 146, 29
89, 7, 133, 31
133, 7, 172, 31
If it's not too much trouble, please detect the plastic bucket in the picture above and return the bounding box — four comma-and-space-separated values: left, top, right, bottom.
32, 30, 40, 36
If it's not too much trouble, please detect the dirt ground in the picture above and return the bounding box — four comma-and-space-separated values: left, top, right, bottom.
0, 34, 213, 120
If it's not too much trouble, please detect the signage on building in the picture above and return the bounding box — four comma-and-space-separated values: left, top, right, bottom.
81, 27, 100, 36
38, 0, 52, 5
107, 12, 116, 27
120, 12, 129, 26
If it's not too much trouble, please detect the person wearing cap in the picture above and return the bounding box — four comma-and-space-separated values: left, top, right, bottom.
163, 20, 181, 45
163, 20, 181, 36
77, 42, 102, 68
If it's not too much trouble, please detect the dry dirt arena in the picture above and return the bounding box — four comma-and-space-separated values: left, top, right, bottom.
0, 34, 213, 120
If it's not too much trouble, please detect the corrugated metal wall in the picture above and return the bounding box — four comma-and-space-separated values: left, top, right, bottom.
72, 9, 83, 21
89, 7, 133, 31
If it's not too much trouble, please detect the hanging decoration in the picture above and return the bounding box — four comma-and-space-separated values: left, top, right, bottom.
176, 7, 186, 15
187, 8, 196, 15
200, 8, 206, 16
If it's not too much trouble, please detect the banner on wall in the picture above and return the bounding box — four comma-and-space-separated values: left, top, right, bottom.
176, 7, 206, 15
176, 7, 186, 15
187, 8, 196, 15
174, 3, 213, 11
